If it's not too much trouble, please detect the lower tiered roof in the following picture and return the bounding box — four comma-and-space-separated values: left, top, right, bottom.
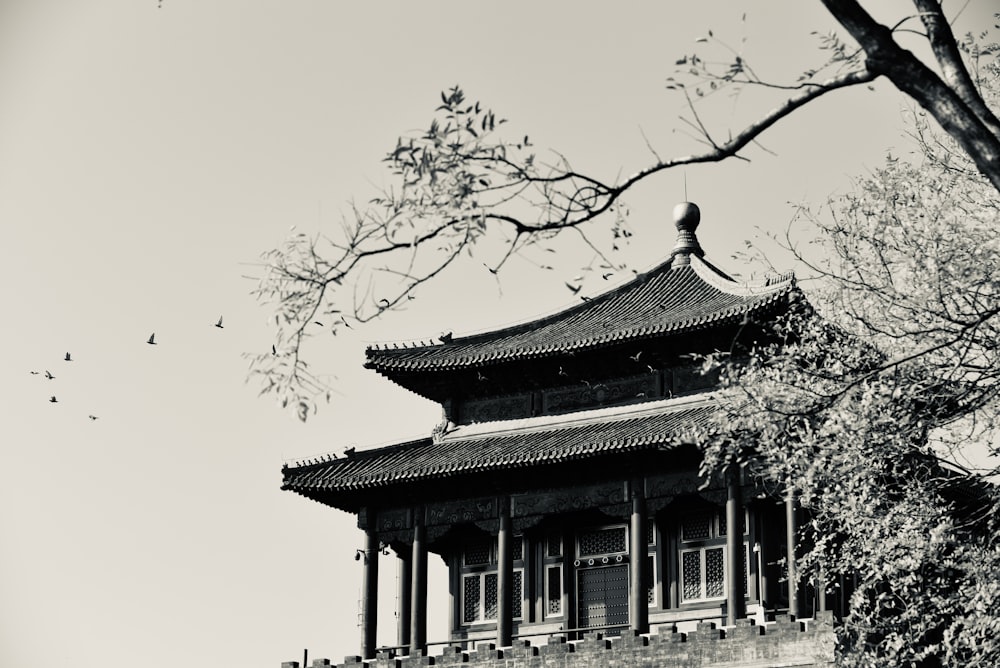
282, 395, 718, 512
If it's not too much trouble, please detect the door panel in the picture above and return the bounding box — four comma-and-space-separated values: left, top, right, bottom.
577, 564, 628, 634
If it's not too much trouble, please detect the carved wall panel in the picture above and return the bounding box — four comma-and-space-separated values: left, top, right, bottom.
512, 481, 628, 519
541, 374, 658, 414
646, 472, 728, 514
426, 496, 497, 527
457, 392, 533, 424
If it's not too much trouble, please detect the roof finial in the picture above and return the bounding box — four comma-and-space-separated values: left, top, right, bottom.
671, 201, 703, 266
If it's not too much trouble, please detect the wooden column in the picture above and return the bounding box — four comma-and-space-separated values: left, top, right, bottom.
629, 478, 649, 634
397, 549, 411, 653
725, 464, 746, 625
360, 526, 379, 660
410, 508, 427, 653
785, 490, 799, 618
496, 497, 513, 647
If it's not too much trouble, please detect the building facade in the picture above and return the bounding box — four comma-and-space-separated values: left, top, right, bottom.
280, 204, 837, 667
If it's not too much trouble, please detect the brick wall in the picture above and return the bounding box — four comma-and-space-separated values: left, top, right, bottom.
282, 612, 835, 668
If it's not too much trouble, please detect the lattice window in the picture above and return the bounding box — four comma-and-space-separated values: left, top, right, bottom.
547, 532, 562, 558
484, 573, 498, 619
464, 540, 491, 566
647, 520, 655, 545
681, 514, 711, 542
464, 534, 524, 567
512, 571, 522, 619
646, 554, 656, 605
578, 526, 627, 556
705, 548, 725, 598
463, 575, 480, 623
512, 536, 523, 561
682, 550, 702, 600
680, 547, 727, 601
546, 565, 562, 616
678, 509, 752, 603
462, 570, 524, 624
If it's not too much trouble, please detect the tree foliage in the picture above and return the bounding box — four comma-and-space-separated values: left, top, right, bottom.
695, 62, 999, 666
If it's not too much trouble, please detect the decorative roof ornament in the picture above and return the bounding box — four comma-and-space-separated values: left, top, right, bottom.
670, 202, 704, 266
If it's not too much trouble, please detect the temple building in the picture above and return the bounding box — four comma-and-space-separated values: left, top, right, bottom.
280, 203, 838, 668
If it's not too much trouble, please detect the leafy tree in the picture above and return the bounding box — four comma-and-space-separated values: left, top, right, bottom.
696, 65, 999, 666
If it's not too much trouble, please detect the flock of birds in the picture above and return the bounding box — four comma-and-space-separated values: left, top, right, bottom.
28, 316, 226, 420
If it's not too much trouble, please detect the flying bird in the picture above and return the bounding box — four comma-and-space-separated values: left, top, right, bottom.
215, 316, 224, 328
88, 415, 98, 420
45, 370, 55, 380
147, 333, 156, 345
64, 352, 72, 361
629, 351, 643, 362
49, 396, 57, 403
29, 371, 39, 375
271, 344, 277, 356
564, 282, 581, 294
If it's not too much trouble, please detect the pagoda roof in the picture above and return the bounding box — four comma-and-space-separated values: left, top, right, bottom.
365, 254, 795, 375
282, 395, 717, 510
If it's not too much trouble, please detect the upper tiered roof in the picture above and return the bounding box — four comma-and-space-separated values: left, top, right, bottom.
366, 203, 795, 377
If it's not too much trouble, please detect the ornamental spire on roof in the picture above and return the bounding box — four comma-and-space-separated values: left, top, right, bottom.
670, 202, 704, 266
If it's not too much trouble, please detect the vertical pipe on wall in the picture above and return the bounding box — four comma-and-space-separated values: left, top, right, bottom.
629, 478, 649, 634
725, 463, 746, 625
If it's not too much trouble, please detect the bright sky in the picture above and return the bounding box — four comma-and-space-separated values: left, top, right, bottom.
1, 2, 994, 667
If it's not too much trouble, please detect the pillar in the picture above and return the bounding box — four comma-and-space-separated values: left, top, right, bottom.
496, 496, 513, 647
410, 508, 427, 653
785, 490, 799, 618
725, 463, 746, 625
397, 549, 411, 653
360, 526, 379, 660
629, 478, 649, 634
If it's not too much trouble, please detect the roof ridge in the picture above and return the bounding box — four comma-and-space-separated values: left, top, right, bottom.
284, 435, 431, 471
690, 254, 795, 296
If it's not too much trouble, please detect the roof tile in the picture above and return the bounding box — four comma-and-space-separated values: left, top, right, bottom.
283, 397, 717, 495
366, 256, 793, 372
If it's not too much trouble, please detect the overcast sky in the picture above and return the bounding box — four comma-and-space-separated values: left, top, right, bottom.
1, 2, 995, 667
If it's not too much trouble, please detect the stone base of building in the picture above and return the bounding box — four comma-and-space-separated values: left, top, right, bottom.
282, 612, 836, 668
